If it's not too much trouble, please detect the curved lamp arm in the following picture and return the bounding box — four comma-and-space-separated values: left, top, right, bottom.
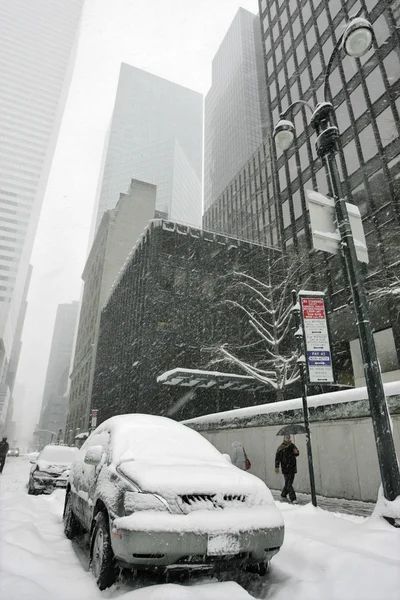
279, 99, 314, 120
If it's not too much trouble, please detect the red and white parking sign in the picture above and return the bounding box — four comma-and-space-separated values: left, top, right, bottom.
91, 409, 98, 428
300, 294, 334, 384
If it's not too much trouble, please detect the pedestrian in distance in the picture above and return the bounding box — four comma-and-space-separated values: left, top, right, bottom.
275, 434, 299, 503
231, 441, 251, 471
0, 436, 9, 474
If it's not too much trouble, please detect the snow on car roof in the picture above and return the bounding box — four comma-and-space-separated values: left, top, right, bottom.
39, 445, 78, 463
93, 414, 224, 465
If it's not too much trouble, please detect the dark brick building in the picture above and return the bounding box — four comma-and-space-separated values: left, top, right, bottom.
91, 220, 283, 424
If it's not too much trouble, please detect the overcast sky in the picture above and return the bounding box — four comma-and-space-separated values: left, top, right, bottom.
14, 0, 259, 442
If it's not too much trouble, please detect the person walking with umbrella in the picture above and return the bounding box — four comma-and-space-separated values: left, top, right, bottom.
275, 433, 300, 503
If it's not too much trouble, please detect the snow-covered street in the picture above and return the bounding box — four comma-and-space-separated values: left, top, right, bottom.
1, 456, 399, 600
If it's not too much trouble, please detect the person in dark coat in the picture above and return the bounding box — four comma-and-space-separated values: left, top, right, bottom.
0, 436, 9, 473
275, 434, 299, 502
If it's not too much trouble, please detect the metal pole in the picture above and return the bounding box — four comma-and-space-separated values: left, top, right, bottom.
323, 148, 400, 502
292, 290, 317, 507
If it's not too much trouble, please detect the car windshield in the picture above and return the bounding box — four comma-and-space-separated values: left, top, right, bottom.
38, 446, 77, 465
109, 417, 224, 466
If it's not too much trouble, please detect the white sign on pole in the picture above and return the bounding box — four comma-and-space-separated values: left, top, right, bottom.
299, 292, 334, 384
306, 189, 369, 263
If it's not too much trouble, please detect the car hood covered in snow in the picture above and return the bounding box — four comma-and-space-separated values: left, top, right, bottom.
36, 461, 71, 474
118, 459, 274, 503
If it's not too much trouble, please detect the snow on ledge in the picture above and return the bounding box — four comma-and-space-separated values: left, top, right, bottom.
183, 380, 400, 427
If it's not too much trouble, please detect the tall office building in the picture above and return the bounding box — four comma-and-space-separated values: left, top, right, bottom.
38, 301, 79, 446
67, 180, 157, 436
205, 0, 400, 385
204, 8, 268, 212
94, 63, 203, 231
0, 0, 83, 386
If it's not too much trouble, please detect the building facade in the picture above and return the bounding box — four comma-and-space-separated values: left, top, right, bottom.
38, 301, 79, 446
204, 0, 400, 386
91, 221, 286, 425
93, 63, 203, 232
0, 0, 83, 388
66, 180, 157, 437
204, 8, 268, 212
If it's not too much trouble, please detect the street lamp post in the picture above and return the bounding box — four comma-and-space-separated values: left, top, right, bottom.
273, 13, 400, 504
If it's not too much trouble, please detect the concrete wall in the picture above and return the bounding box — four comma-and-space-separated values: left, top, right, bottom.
201, 415, 400, 503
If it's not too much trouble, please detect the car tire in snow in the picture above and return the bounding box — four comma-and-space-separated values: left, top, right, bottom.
245, 560, 269, 577
27, 478, 37, 495
63, 492, 81, 540
90, 511, 117, 590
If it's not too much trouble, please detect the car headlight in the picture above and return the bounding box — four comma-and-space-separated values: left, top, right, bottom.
124, 491, 170, 515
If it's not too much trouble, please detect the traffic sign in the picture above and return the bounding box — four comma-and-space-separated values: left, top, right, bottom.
299, 292, 334, 384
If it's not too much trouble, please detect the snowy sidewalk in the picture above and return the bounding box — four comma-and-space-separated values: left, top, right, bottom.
270, 489, 374, 517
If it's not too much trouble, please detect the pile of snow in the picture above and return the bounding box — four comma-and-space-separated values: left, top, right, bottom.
184, 380, 400, 428
371, 486, 400, 522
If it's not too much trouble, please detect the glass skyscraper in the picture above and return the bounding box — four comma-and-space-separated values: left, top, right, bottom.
0, 0, 83, 385
93, 63, 203, 230
204, 8, 268, 212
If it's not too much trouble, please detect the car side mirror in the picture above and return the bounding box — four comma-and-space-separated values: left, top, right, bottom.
84, 445, 103, 466
222, 453, 232, 463
30, 460, 36, 464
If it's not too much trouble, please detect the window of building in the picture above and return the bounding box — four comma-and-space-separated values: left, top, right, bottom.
329, 67, 342, 99
279, 67, 286, 90
291, 81, 299, 102
302, 2, 311, 24
294, 108, 305, 135
317, 9, 329, 34
288, 154, 297, 182
265, 36, 271, 54
384, 50, 400, 84
343, 139, 360, 174
276, 44, 282, 65
376, 107, 396, 147
279, 166, 287, 191
350, 85, 367, 120
374, 13, 391, 48
273, 22, 280, 42
329, 0, 342, 19
270, 79, 277, 101
280, 7, 288, 28
298, 141, 309, 171
282, 200, 291, 227
311, 54, 322, 80
263, 13, 269, 32
359, 124, 378, 163
292, 17, 301, 40
287, 55, 295, 78
296, 41, 306, 65
292, 189, 303, 219
301, 68, 310, 93
336, 100, 351, 133
284, 31, 291, 52
307, 26, 316, 52
267, 56, 274, 76
270, 2, 277, 20
261, 0, 267, 13
342, 57, 358, 83
316, 168, 326, 192
366, 67, 385, 104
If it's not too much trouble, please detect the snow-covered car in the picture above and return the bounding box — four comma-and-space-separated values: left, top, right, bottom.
7, 447, 20, 457
28, 445, 78, 495
63, 414, 284, 590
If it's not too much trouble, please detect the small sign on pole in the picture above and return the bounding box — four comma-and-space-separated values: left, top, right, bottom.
299, 291, 334, 384
306, 189, 369, 263
91, 409, 98, 429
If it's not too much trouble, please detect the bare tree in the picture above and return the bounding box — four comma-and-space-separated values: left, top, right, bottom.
213, 255, 306, 401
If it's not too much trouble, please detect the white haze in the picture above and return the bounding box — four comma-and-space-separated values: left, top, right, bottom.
14, 0, 259, 445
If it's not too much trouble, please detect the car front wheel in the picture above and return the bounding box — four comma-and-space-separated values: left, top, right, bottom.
27, 477, 36, 495
63, 492, 81, 540
90, 512, 117, 590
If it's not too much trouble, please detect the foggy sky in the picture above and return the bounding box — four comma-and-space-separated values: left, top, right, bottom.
14, 0, 259, 443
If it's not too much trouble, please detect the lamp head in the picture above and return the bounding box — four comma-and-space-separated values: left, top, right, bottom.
342, 16, 374, 58
273, 119, 295, 151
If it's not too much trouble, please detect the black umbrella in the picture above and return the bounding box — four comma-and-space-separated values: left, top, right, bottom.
276, 424, 307, 436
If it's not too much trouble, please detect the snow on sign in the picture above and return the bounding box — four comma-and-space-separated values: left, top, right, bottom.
300, 294, 334, 384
